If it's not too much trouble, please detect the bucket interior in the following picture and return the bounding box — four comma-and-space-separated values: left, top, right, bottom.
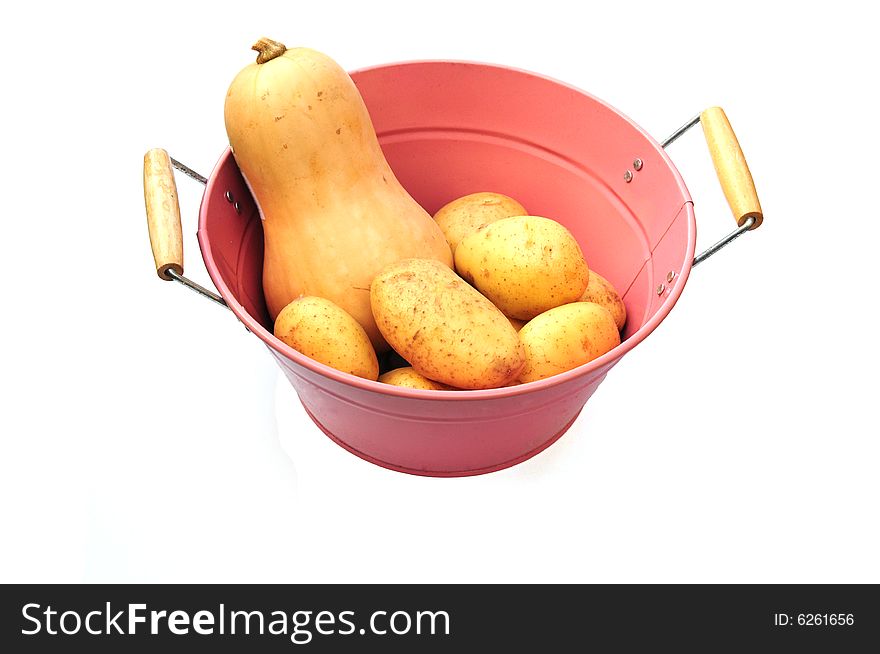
200, 61, 694, 355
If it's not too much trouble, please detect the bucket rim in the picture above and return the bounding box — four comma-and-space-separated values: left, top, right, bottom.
198, 59, 697, 400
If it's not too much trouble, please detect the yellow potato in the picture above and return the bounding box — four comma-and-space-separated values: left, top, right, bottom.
370, 258, 525, 389
518, 302, 620, 383
579, 270, 627, 331
455, 215, 589, 320
274, 296, 379, 380
379, 367, 456, 390
433, 192, 527, 254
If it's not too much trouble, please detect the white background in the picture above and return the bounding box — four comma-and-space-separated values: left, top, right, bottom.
1, 0, 877, 583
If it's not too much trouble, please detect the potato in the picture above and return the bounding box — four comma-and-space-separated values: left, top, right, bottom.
518, 302, 620, 383
433, 192, 527, 254
579, 270, 627, 331
370, 258, 525, 389
455, 215, 589, 320
274, 296, 379, 380
379, 367, 456, 390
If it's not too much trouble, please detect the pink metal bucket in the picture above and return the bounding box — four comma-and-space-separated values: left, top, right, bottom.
147, 61, 762, 476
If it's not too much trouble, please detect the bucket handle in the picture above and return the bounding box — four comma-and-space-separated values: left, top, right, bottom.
661, 107, 763, 266
143, 148, 228, 307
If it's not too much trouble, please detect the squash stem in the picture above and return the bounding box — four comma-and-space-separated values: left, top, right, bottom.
252, 37, 287, 64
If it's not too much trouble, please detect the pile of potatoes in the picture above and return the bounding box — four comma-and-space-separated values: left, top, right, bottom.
273, 192, 627, 391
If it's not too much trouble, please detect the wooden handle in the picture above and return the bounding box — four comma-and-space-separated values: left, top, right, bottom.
143, 148, 183, 279
700, 107, 763, 230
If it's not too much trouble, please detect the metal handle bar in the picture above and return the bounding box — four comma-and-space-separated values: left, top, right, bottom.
661, 108, 763, 266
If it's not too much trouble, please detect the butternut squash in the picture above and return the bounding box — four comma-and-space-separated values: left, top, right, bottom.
224, 38, 453, 350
